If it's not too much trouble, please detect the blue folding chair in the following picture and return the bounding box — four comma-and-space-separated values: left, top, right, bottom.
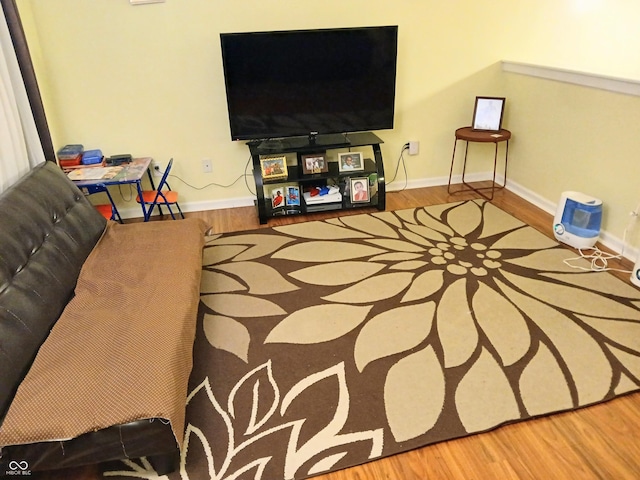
86, 184, 123, 223
136, 158, 184, 221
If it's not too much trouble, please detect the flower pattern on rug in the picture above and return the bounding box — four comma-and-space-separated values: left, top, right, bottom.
106, 200, 640, 480
182, 360, 382, 480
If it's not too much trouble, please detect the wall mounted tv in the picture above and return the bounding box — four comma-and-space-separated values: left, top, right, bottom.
220, 25, 398, 146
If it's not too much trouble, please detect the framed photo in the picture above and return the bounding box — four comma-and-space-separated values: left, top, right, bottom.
260, 156, 288, 180
302, 154, 328, 174
285, 185, 300, 206
471, 96, 506, 132
350, 177, 370, 203
270, 187, 286, 209
339, 152, 364, 172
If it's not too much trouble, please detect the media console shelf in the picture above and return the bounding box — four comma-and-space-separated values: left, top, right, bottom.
248, 132, 386, 224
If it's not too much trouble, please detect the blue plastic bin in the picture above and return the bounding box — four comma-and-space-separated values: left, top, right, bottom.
82, 149, 103, 165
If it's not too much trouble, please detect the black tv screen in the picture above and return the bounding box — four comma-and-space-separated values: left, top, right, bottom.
220, 26, 398, 141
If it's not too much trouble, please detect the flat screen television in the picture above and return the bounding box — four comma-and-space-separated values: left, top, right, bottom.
220, 26, 398, 146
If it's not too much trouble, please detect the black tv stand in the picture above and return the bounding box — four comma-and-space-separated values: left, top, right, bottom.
307, 132, 351, 148
256, 133, 351, 152
248, 131, 386, 224
254, 138, 287, 152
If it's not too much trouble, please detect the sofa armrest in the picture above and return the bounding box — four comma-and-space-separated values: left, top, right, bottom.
0, 161, 106, 425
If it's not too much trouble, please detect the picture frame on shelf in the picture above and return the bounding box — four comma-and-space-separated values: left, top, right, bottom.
260, 156, 288, 180
285, 185, 300, 206
367, 173, 379, 197
302, 154, 328, 174
338, 152, 364, 172
471, 96, 506, 132
270, 186, 286, 209
350, 177, 370, 203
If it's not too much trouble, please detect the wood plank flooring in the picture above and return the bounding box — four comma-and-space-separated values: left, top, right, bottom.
37, 183, 640, 479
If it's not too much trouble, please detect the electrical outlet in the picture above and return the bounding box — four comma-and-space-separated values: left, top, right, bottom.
202, 158, 213, 173
151, 160, 162, 177
409, 141, 420, 156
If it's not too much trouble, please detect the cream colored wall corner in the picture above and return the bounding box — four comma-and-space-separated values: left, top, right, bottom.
502, 69, 640, 257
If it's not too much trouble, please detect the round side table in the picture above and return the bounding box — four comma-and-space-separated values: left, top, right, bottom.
447, 126, 511, 200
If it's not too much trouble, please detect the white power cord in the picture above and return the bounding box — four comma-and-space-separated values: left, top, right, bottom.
563, 204, 639, 273
563, 247, 631, 273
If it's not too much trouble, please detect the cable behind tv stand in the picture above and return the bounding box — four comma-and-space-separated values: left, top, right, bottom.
248, 132, 386, 224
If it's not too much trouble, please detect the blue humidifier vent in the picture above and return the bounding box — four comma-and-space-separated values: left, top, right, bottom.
553, 191, 602, 249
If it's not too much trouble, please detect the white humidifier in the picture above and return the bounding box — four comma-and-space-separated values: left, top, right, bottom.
631, 259, 640, 287
553, 191, 602, 249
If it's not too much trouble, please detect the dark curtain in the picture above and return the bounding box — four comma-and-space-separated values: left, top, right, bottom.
1, 0, 55, 162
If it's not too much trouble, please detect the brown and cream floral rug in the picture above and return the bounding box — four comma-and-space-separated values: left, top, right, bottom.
105, 200, 640, 479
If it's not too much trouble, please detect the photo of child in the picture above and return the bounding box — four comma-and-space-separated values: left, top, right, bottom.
339, 152, 364, 172
350, 178, 369, 203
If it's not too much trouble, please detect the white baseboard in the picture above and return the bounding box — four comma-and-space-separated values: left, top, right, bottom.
389, 172, 635, 261
117, 195, 255, 220
385, 172, 489, 192
118, 173, 636, 261
499, 178, 636, 262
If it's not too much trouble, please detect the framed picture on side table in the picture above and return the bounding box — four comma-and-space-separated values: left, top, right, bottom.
471, 96, 506, 132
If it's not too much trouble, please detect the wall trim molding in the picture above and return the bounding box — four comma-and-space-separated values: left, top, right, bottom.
387, 174, 634, 261
117, 195, 255, 220
501, 61, 640, 97
118, 171, 636, 262
504, 178, 636, 262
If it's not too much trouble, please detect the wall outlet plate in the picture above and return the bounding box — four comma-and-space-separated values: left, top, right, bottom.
409, 141, 420, 155
151, 160, 162, 177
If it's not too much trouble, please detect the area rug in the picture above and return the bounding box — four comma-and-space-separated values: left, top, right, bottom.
105, 199, 640, 479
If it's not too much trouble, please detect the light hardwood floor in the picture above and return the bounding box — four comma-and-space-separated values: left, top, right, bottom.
41, 183, 640, 479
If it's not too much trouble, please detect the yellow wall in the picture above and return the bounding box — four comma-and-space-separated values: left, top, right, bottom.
503, 71, 640, 248
14, 0, 640, 248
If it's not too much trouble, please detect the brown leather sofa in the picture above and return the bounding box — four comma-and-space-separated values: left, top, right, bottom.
0, 161, 205, 474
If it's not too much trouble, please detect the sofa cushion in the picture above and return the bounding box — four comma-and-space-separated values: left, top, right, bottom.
0, 161, 107, 425
0, 218, 206, 448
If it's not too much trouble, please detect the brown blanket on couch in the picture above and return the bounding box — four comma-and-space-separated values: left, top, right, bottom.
0, 218, 206, 448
